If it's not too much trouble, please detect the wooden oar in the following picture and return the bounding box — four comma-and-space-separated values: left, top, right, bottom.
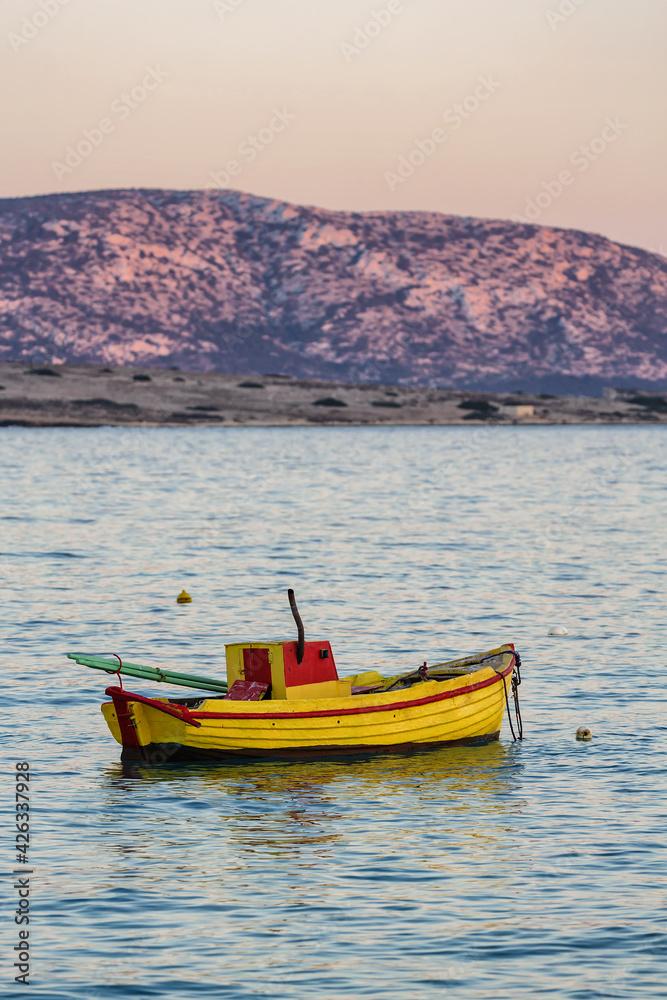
67, 653, 228, 693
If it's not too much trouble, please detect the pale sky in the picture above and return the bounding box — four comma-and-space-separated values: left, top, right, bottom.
2, 0, 665, 253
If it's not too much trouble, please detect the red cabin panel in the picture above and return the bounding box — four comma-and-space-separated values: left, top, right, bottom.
243, 647, 272, 685
282, 641, 338, 687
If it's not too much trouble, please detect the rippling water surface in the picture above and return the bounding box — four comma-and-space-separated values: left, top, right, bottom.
3, 425, 667, 999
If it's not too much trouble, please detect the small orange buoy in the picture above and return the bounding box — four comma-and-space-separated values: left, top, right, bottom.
177, 589, 192, 604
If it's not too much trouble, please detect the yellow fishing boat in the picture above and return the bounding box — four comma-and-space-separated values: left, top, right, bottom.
68, 591, 522, 763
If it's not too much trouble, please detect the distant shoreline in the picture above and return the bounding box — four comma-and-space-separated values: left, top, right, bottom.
1, 361, 665, 428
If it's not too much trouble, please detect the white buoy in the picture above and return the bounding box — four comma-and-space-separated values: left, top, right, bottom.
576, 726, 592, 741
548, 625, 569, 635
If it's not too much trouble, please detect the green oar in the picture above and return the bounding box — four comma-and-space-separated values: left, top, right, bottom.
67, 653, 228, 694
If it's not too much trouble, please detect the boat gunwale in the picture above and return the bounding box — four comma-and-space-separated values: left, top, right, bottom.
190, 648, 516, 720
131, 655, 515, 723
190, 669, 511, 720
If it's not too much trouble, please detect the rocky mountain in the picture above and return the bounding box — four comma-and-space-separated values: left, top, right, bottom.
1, 188, 666, 393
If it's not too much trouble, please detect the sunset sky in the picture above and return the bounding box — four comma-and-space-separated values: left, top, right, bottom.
2, 0, 665, 253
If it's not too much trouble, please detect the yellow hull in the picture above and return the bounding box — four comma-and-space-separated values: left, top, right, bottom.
101, 645, 517, 762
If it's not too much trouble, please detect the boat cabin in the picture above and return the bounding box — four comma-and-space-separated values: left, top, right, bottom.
225, 640, 352, 701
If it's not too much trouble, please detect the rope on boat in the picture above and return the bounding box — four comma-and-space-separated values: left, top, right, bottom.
499, 671, 517, 741
111, 653, 124, 690
383, 667, 424, 692
493, 651, 523, 742
512, 652, 523, 740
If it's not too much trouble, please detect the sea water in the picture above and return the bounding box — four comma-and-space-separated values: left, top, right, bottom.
2, 425, 666, 999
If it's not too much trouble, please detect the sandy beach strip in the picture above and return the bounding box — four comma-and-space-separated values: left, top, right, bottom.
0, 362, 665, 428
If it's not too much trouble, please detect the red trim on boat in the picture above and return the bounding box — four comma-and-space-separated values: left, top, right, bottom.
108, 688, 141, 750
188, 659, 514, 722
104, 658, 514, 731
105, 686, 202, 728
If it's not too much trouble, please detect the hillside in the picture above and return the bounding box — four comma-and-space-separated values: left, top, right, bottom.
1, 188, 666, 393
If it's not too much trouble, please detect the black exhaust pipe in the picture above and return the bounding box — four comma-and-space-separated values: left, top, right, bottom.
287, 589, 305, 664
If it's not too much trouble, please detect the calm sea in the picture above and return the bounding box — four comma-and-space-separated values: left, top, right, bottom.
2, 425, 667, 999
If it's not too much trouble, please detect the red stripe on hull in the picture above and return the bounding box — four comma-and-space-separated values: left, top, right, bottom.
188, 661, 514, 722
